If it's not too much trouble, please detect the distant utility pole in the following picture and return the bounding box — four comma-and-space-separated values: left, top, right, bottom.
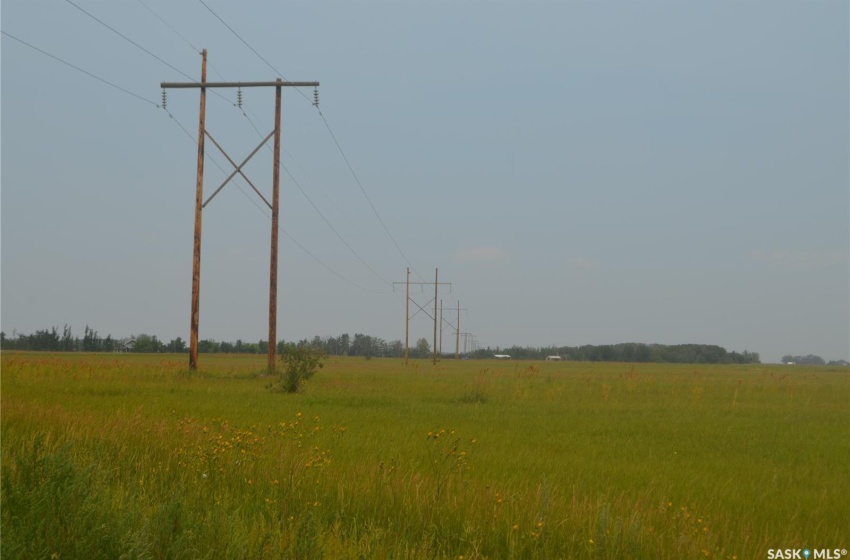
161, 49, 319, 373
393, 268, 451, 366
438, 300, 467, 358
459, 332, 476, 356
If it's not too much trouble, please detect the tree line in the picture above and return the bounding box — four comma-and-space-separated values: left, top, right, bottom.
0, 327, 432, 359
781, 354, 848, 366
469, 343, 762, 364
18, 325, 849, 365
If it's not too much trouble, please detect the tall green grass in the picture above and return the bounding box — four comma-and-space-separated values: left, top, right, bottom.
2, 352, 847, 559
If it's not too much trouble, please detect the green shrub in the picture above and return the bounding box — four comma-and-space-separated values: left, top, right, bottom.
268, 344, 325, 393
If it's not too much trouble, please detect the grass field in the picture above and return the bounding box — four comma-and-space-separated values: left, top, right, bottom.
2, 351, 848, 559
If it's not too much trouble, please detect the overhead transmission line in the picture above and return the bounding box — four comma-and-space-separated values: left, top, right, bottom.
134, 0, 231, 84
63, 0, 236, 106
58, 0, 388, 292
125, 0, 393, 289
135, 0, 201, 55
195, 0, 425, 282
1, 30, 159, 108
1, 29, 382, 295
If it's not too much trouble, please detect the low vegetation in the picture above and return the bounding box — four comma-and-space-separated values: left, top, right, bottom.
2, 352, 847, 559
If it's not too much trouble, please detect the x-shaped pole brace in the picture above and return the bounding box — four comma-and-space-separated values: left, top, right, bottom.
202, 129, 275, 209
409, 297, 436, 321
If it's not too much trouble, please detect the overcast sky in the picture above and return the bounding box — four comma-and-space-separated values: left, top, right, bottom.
2, 0, 848, 363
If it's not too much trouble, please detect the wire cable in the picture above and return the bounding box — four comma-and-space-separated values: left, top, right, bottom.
1, 30, 160, 108
317, 109, 424, 280
134, 0, 230, 84
233, 107, 392, 286
172, 113, 389, 294
134, 0, 201, 54
196, 0, 313, 104
2, 29, 383, 295
131, 1, 390, 290
195, 0, 424, 281
64, 0, 191, 81
63, 0, 236, 105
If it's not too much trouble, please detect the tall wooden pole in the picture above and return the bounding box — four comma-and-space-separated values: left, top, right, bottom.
268, 79, 282, 374
456, 300, 461, 359
189, 49, 207, 371
404, 267, 410, 365
433, 268, 438, 365
439, 299, 443, 357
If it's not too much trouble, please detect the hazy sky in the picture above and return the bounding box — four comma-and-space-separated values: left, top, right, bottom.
2, 1, 848, 363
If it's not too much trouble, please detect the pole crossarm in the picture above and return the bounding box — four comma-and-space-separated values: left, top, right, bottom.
393, 282, 451, 289
161, 81, 319, 89
203, 129, 274, 208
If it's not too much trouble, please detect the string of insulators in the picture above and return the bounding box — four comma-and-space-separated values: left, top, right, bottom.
313, 86, 319, 108
236, 87, 243, 109
161, 89, 167, 109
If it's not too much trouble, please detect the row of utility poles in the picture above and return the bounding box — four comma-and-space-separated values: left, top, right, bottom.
393, 268, 471, 366
164, 50, 476, 371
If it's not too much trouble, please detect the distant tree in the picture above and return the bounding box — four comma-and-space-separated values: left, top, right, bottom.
413, 338, 431, 359
133, 334, 163, 353
350, 333, 380, 357
167, 337, 187, 353
82, 325, 100, 352
198, 339, 220, 353
387, 340, 404, 358
60, 325, 74, 352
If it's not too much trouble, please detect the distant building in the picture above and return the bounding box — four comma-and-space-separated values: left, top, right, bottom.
545, 355, 562, 361
117, 337, 135, 352
494, 354, 511, 360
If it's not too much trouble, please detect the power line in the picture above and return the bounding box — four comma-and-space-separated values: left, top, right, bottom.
126, 0, 391, 291
2, 29, 383, 297
173, 111, 391, 294
237, 105, 393, 286
63, 0, 235, 106
318, 110, 424, 280
196, 0, 313, 104
195, 0, 424, 281
282, 163, 393, 286
134, 0, 201, 55
125, 1, 390, 287
64, 0, 192, 81
1, 30, 159, 108
135, 0, 231, 84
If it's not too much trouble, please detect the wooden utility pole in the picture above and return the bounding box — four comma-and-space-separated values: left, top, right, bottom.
456, 301, 461, 359
439, 300, 443, 356
433, 269, 439, 365
162, 54, 318, 373
189, 49, 207, 371
405, 267, 410, 364
268, 79, 282, 373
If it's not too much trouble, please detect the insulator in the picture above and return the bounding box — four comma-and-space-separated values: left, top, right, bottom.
161, 89, 167, 109
313, 87, 319, 107
237, 88, 243, 109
